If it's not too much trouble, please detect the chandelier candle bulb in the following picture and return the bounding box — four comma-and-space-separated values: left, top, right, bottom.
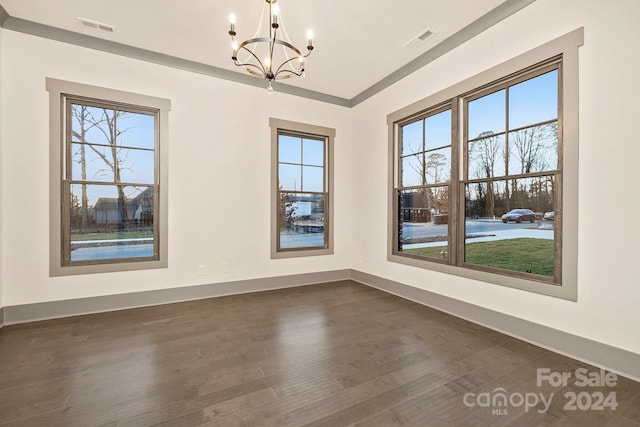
272, 4, 279, 27
307, 30, 314, 49
229, 13, 236, 35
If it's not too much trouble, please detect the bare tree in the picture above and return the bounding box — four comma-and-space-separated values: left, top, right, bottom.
425, 152, 448, 183
278, 186, 297, 227
71, 106, 91, 231
71, 106, 135, 231
469, 131, 503, 216
509, 123, 557, 174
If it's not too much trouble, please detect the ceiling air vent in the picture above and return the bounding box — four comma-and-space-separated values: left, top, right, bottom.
78, 17, 115, 33
404, 28, 437, 49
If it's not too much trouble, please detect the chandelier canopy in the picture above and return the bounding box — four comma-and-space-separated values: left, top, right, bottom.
228, 0, 314, 91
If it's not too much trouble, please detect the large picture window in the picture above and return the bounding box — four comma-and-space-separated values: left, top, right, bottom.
270, 118, 334, 258
48, 79, 170, 275
388, 29, 582, 299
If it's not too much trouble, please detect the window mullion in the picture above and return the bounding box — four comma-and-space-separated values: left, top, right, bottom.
450, 97, 460, 266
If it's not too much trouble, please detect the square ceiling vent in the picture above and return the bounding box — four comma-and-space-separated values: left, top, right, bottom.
404, 28, 437, 49
78, 17, 115, 33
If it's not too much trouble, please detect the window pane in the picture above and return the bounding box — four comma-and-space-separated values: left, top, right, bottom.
279, 135, 301, 164
118, 148, 155, 184
401, 120, 422, 155
116, 112, 155, 149
508, 176, 555, 215
468, 89, 505, 140
71, 144, 155, 184
401, 154, 423, 187
279, 193, 326, 249
398, 187, 449, 260
425, 109, 451, 150
302, 165, 324, 192
69, 184, 154, 262
509, 70, 558, 130
302, 138, 324, 166
424, 148, 451, 184
279, 164, 301, 191
464, 178, 555, 277
465, 180, 507, 220
468, 134, 506, 179
71, 105, 115, 145
71, 143, 114, 182
508, 123, 558, 175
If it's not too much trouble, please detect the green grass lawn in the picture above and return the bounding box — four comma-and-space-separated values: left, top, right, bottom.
71, 231, 153, 241
403, 238, 554, 277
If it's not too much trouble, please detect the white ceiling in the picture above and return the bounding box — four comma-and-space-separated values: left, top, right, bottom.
1, 0, 523, 100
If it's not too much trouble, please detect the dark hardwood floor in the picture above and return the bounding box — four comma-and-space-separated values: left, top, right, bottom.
1, 280, 639, 426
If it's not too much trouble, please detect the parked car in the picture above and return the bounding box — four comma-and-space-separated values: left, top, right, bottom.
501, 209, 536, 223
543, 211, 555, 221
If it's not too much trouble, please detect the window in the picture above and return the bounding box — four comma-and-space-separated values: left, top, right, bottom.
47, 78, 170, 275
463, 66, 559, 278
388, 29, 582, 300
270, 118, 334, 258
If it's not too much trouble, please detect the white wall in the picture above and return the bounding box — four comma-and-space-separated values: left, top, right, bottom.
1, 30, 352, 305
351, 0, 640, 355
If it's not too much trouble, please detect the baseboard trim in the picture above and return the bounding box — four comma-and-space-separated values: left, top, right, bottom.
351, 270, 640, 383
0, 307, 4, 329
2, 269, 351, 326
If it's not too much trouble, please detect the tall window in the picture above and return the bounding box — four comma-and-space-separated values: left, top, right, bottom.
388, 29, 582, 300
270, 118, 334, 258
398, 106, 453, 261
464, 66, 559, 278
48, 79, 170, 275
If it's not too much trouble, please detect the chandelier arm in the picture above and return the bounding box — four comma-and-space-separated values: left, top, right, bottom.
235, 62, 268, 78
273, 56, 304, 78
268, 0, 279, 74
235, 37, 306, 81
234, 40, 270, 74
274, 69, 304, 80
235, 46, 267, 75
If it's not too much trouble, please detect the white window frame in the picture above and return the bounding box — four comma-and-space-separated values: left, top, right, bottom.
47, 78, 170, 276
270, 118, 335, 259
387, 29, 583, 300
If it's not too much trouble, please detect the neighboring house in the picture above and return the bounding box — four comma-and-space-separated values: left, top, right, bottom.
94, 188, 154, 224
133, 187, 154, 225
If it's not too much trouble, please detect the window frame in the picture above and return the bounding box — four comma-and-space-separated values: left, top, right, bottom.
47, 78, 170, 276
270, 118, 335, 259
387, 29, 582, 300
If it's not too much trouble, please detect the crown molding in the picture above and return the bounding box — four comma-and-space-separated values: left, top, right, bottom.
0, 1, 537, 107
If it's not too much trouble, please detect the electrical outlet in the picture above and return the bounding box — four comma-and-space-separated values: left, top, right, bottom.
197, 265, 205, 276
358, 254, 364, 264
222, 262, 230, 273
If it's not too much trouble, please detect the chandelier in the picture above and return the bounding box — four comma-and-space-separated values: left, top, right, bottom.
228, 0, 314, 92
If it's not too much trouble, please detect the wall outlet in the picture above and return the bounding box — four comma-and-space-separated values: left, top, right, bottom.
197, 265, 205, 276
358, 254, 364, 264
222, 262, 230, 273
